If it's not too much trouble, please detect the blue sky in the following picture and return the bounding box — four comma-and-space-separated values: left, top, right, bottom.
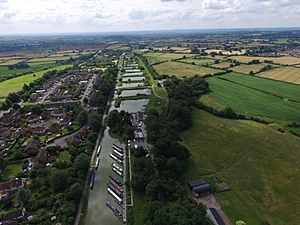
0, 0, 300, 34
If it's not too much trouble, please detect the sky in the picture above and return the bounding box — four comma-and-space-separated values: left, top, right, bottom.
0, 0, 300, 35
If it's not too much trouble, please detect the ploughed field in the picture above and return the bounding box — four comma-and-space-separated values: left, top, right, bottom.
201, 73, 300, 124
180, 109, 300, 225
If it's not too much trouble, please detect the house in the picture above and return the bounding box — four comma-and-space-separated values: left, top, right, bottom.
134, 129, 144, 140
20, 128, 33, 137
33, 150, 56, 169
60, 112, 71, 126
0, 128, 11, 139
0, 191, 9, 201
0, 178, 25, 193
41, 111, 51, 120
188, 179, 212, 197
49, 123, 61, 133
26, 114, 40, 124
25, 140, 40, 151
31, 126, 47, 135
0, 208, 26, 224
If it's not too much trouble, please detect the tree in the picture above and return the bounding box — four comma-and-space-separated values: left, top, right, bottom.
0, 157, 7, 171
16, 188, 31, 205
49, 169, 71, 191
73, 153, 90, 178
77, 110, 88, 126
68, 182, 83, 203
90, 112, 102, 132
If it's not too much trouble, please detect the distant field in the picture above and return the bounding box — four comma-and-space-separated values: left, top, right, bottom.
178, 58, 216, 65
205, 49, 246, 55
221, 73, 300, 102
0, 61, 55, 77
154, 61, 222, 78
181, 109, 300, 225
144, 53, 195, 64
231, 63, 273, 74
229, 56, 300, 65
211, 62, 231, 69
203, 74, 300, 124
258, 66, 300, 85
0, 65, 71, 97
27, 56, 74, 62
0, 59, 27, 66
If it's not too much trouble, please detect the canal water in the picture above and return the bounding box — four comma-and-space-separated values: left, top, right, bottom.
86, 70, 149, 225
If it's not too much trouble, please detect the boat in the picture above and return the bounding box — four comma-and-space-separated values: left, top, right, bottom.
109, 175, 123, 186
112, 144, 124, 153
110, 180, 124, 193
110, 154, 123, 165
112, 163, 123, 173
89, 170, 95, 190
107, 183, 123, 197
107, 188, 123, 204
112, 150, 123, 159
106, 202, 125, 223
112, 167, 123, 177
95, 157, 100, 170
96, 145, 102, 157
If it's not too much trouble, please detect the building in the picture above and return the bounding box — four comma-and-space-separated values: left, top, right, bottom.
0, 208, 27, 224
0, 178, 25, 194
207, 208, 226, 225
188, 179, 212, 197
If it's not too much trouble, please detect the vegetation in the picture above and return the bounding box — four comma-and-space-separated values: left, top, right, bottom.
180, 109, 300, 225
258, 66, 300, 85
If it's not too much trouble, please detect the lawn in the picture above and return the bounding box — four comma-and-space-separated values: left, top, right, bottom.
2, 163, 22, 179
0, 64, 72, 97
180, 109, 300, 225
154, 61, 222, 78
258, 66, 300, 85
202, 75, 300, 124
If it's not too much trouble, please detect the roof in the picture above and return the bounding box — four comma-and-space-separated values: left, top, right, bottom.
209, 208, 226, 225
0, 209, 25, 222
188, 179, 209, 189
0, 179, 24, 192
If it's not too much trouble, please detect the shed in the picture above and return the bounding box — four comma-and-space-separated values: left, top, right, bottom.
188, 179, 211, 196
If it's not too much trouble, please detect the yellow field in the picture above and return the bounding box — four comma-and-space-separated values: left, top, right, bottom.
178, 58, 216, 65
205, 49, 246, 55
211, 62, 232, 69
258, 67, 300, 84
0, 59, 26, 66
229, 56, 300, 65
154, 61, 222, 78
231, 63, 274, 74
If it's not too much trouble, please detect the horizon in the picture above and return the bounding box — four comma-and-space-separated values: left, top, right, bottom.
0, 0, 300, 35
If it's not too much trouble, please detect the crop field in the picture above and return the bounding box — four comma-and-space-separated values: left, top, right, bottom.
220, 73, 300, 102
202, 75, 300, 124
180, 109, 300, 225
229, 56, 300, 65
231, 63, 274, 74
0, 59, 27, 66
211, 62, 231, 69
205, 49, 246, 55
258, 66, 300, 85
178, 58, 216, 65
0, 61, 55, 77
144, 53, 195, 64
27, 56, 76, 62
154, 61, 222, 78
0, 64, 71, 97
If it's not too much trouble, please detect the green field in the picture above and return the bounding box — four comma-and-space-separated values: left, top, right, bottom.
181, 109, 300, 225
154, 61, 222, 78
27, 56, 74, 62
0, 64, 72, 97
2, 163, 22, 179
202, 74, 300, 124
0, 61, 55, 77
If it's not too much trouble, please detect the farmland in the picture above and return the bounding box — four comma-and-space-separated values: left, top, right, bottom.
144, 52, 195, 64
0, 64, 71, 97
229, 56, 300, 65
211, 62, 231, 69
202, 74, 300, 124
231, 63, 274, 74
0, 59, 26, 66
181, 109, 300, 225
27, 56, 75, 62
154, 61, 222, 78
258, 66, 300, 85
178, 57, 216, 65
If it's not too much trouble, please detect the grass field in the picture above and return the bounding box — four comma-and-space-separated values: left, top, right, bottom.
0, 61, 55, 77
229, 56, 300, 65
181, 109, 300, 225
0, 64, 71, 97
178, 58, 216, 65
144, 53, 195, 64
202, 74, 300, 124
231, 63, 273, 74
220, 73, 300, 102
211, 62, 231, 69
27, 56, 74, 62
154, 61, 222, 78
0, 59, 26, 66
258, 66, 300, 85
2, 163, 22, 179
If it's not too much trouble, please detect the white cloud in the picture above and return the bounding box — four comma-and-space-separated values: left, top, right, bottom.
0, 0, 299, 34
